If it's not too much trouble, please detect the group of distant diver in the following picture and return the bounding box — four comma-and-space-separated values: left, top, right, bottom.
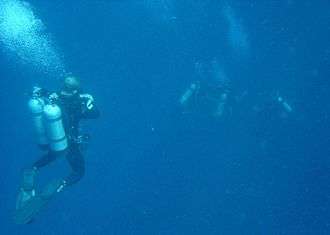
179, 58, 293, 121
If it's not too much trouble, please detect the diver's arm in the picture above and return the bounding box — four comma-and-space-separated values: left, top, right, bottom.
80, 93, 100, 119
31, 86, 51, 98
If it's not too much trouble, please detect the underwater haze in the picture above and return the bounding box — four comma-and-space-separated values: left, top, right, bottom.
1, 0, 330, 234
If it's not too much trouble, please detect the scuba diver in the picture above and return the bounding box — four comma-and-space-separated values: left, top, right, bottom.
275, 92, 293, 119
14, 76, 100, 224
252, 91, 293, 120
251, 90, 294, 151
179, 59, 232, 119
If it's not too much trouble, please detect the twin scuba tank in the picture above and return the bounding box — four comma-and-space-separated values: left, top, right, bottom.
28, 94, 68, 152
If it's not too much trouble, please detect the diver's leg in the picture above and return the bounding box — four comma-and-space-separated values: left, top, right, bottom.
17, 151, 60, 209
65, 145, 85, 186
32, 151, 58, 170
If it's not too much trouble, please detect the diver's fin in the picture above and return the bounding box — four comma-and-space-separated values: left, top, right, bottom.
13, 195, 48, 224
13, 179, 64, 224
16, 189, 36, 210
21, 168, 37, 191
16, 168, 37, 210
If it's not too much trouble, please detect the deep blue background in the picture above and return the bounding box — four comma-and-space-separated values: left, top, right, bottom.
1, 0, 330, 234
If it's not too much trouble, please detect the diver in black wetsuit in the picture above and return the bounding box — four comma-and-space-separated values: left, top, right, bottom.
14, 76, 100, 224
179, 59, 232, 119
32, 76, 100, 188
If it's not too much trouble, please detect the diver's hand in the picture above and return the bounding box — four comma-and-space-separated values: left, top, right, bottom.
48, 93, 59, 103
31, 86, 51, 98
32, 86, 44, 97
80, 94, 94, 110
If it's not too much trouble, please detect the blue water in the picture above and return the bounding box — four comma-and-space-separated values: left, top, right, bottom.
1, 0, 329, 234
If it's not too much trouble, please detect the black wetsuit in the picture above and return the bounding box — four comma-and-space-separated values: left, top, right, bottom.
33, 92, 100, 186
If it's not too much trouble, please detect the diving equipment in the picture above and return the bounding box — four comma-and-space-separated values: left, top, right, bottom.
43, 103, 68, 152
29, 89, 68, 152
180, 82, 199, 106
14, 195, 46, 224
214, 93, 228, 118
16, 168, 37, 210
28, 97, 48, 147
14, 179, 66, 224
277, 96, 293, 113
21, 168, 37, 192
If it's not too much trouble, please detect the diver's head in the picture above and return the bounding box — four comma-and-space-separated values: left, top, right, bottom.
64, 76, 80, 93
61, 76, 80, 97
60, 76, 81, 106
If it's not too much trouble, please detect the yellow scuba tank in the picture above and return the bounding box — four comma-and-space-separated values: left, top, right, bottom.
43, 103, 68, 152
28, 97, 48, 148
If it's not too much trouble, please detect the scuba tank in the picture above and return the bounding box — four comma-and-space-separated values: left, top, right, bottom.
180, 82, 199, 106
43, 101, 68, 152
28, 97, 48, 148
28, 87, 68, 152
277, 96, 293, 113
214, 93, 228, 118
